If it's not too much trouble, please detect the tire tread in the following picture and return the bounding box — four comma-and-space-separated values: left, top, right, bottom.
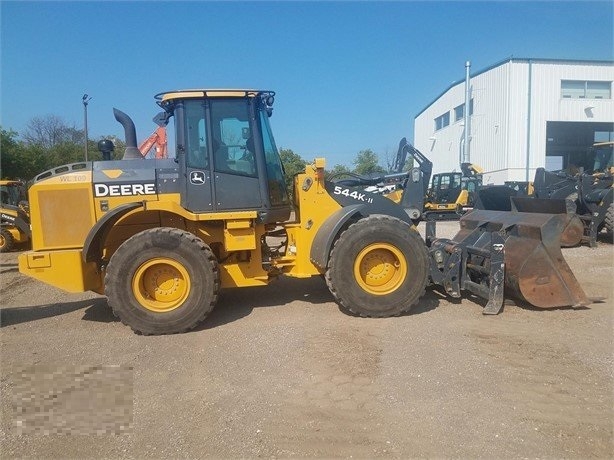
105, 227, 219, 335
325, 215, 428, 318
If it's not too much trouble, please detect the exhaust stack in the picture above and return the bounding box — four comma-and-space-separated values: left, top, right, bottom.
113, 108, 142, 160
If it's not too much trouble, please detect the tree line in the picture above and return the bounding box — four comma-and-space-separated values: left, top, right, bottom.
1, 115, 407, 184
1, 116, 128, 181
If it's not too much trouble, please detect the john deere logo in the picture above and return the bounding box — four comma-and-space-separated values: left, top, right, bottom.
94, 183, 157, 197
190, 171, 206, 185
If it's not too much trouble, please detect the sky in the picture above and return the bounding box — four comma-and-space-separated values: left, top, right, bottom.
1, 1, 613, 168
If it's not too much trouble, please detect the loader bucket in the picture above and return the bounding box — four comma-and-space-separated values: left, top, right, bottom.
453, 210, 590, 309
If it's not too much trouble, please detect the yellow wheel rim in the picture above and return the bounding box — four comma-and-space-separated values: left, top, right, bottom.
132, 258, 190, 312
0, 234, 5, 249
354, 243, 407, 295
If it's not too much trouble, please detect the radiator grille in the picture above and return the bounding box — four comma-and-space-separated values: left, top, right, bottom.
38, 189, 93, 248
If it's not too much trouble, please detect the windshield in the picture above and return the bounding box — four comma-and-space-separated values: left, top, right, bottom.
259, 110, 289, 206
0, 183, 24, 206
592, 145, 613, 172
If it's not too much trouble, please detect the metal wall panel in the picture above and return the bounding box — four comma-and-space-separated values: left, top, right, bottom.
414, 59, 614, 184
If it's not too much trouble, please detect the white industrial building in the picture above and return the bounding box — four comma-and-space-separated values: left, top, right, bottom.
413, 58, 614, 184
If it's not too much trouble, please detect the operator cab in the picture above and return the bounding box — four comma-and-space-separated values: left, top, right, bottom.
158, 90, 292, 223
0, 181, 27, 208
428, 172, 482, 207
589, 141, 613, 173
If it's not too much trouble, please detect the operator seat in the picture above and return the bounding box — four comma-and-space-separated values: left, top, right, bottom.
213, 139, 231, 172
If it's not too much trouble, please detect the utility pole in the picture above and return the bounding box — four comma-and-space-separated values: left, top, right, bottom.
82, 94, 92, 161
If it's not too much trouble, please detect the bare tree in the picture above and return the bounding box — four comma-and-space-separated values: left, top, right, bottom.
23, 115, 83, 148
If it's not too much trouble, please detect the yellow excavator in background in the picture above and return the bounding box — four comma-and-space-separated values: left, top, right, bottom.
0, 180, 31, 252
423, 162, 483, 220
18, 89, 594, 335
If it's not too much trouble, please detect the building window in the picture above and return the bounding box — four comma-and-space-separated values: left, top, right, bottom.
435, 112, 450, 131
454, 104, 464, 121
561, 80, 612, 99
454, 99, 474, 122
587, 81, 612, 99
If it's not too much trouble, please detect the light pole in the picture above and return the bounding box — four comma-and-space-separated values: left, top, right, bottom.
82, 94, 92, 161
462, 61, 471, 165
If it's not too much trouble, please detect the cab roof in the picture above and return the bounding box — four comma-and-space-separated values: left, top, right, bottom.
156, 89, 274, 102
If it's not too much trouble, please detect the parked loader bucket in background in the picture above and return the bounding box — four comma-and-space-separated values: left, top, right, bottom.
475, 187, 584, 247
452, 210, 590, 309
510, 197, 585, 247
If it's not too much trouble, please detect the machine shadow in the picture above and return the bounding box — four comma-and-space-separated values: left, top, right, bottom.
199, 276, 442, 330
0, 279, 442, 331
0, 298, 113, 327
199, 276, 332, 330
454, 291, 599, 314
0, 263, 19, 275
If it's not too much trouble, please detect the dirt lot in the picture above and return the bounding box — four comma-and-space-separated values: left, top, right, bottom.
1, 221, 612, 458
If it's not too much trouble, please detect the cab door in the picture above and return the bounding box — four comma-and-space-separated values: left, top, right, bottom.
209, 98, 262, 211
177, 100, 215, 213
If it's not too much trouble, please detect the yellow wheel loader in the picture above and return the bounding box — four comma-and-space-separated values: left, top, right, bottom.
18, 90, 594, 335
0, 180, 31, 252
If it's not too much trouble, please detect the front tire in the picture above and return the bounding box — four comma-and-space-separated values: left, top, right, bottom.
325, 215, 429, 317
0, 228, 15, 253
105, 228, 220, 335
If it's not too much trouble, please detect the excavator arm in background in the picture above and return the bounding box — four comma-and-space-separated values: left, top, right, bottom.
397, 137, 433, 196
139, 111, 171, 159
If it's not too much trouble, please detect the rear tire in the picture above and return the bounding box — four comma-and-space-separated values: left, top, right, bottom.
605, 202, 614, 241
0, 228, 14, 253
105, 228, 220, 335
325, 215, 429, 317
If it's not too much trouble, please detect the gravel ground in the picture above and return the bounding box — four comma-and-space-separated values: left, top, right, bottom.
1, 221, 612, 458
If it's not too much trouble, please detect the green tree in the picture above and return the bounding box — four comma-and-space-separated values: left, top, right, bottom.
1, 128, 49, 180
383, 146, 415, 173
326, 163, 352, 180
20, 143, 52, 180
1, 128, 25, 179
279, 148, 307, 198
2, 115, 129, 181
404, 156, 415, 172
353, 149, 386, 175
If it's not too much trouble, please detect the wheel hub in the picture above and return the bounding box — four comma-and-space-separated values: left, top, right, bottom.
133, 258, 190, 312
354, 244, 407, 295
148, 266, 181, 297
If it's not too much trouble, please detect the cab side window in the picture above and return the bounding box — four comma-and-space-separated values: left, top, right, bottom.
185, 102, 208, 169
